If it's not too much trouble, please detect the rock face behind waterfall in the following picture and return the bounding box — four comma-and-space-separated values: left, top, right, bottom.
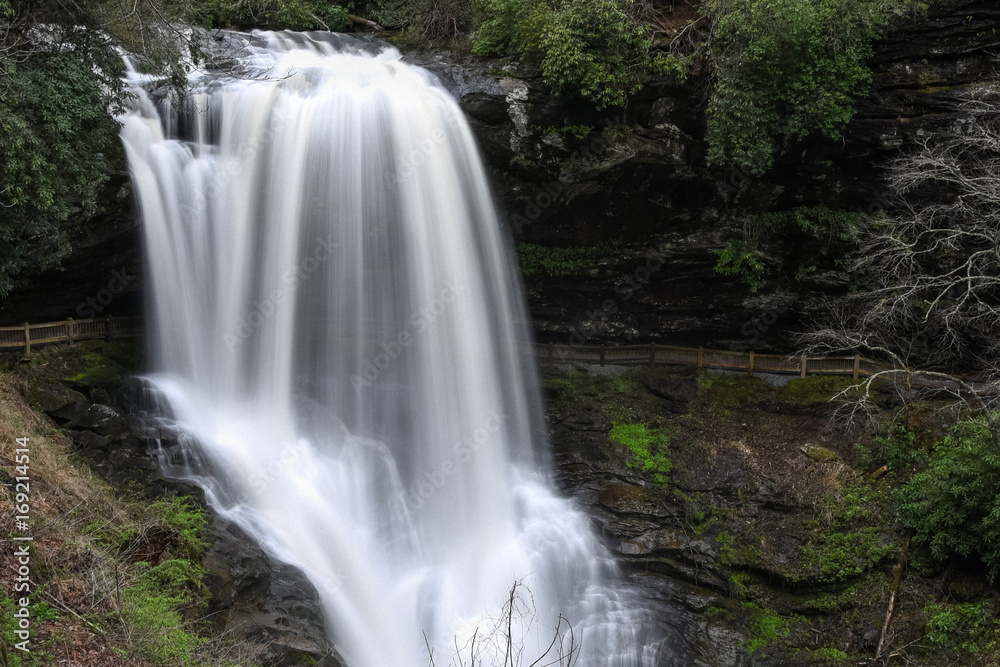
3, 2, 998, 353
412, 0, 1000, 240
404, 0, 1000, 351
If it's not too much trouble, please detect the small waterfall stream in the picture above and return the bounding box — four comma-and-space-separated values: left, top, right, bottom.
119, 30, 659, 667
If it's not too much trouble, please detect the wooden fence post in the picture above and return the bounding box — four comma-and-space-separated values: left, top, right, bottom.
106, 316, 114, 342
22, 323, 30, 358
748, 350, 755, 376
697, 346, 703, 368
649, 343, 656, 367
599, 345, 606, 367
67, 317, 75, 343
800, 354, 807, 379
853, 353, 861, 380
547, 343, 555, 367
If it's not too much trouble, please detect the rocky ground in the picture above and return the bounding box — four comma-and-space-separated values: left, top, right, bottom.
541, 362, 997, 666
0, 339, 341, 666
2, 341, 998, 666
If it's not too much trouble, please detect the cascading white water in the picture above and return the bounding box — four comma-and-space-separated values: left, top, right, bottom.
119, 31, 659, 667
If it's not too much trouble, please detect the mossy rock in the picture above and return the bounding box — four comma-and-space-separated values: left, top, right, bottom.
21, 339, 143, 395
778, 376, 859, 406
801, 444, 837, 462
693, 372, 775, 413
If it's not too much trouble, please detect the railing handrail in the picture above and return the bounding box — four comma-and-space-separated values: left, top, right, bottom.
0, 316, 142, 356
2, 318, 985, 394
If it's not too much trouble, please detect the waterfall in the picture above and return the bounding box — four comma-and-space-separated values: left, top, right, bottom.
119, 31, 658, 667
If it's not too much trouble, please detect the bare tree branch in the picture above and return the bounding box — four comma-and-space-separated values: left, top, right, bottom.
798, 96, 1000, 429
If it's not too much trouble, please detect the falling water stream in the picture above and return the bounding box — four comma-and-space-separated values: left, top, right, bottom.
119, 31, 658, 667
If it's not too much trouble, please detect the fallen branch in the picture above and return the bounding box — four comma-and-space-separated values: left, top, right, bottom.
876, 531, 913, 660
348, 14, 385, 31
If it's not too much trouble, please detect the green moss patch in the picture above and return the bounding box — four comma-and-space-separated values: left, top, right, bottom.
692, 373, 774, 415
609, 423, 672, 485
19, 339, 143, 394
516, 243, 612, 277
778, 376, 859, 406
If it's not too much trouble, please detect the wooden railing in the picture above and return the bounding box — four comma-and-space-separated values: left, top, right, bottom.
0, 317, 142, 357
531, 342, 886, 380
0, 317, 927, 385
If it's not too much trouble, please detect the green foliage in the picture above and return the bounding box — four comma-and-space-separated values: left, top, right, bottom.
649, 52, 691, 81
806, 647, 850, 661
470, 0, 527, 53
713, 205, 863, 291
83, 518, 141, 551
609, 422, 672, 485
83, 495, 208, 558
515, 243, 605, 277
473, 0, 651, 108
703, 0, 915, 174
716, 530, 736, 561
799, 477, 895, 583
541, 124, 594, 140
0, 595, 58, 666
743, 602, 790, 654
855, 425, 923, 472
694, 373, 773, 414
151, 497, 210, 558
924, 601, 992, 652
729, 571, 751, 598
716, 529, 760, 565
789, 206, 863, 245
29, 601, 60, 622
802, 586, 859, 613
189, 0, 352, 30
0, 27, 126, 296
118, 559, 208, 665
778, 376, 859, 406
896, 419, 1000, 580
800, 527, 891, 583
714, 240, 767, 292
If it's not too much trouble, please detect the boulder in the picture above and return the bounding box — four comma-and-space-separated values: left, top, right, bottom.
29, 384, 90, 423
70, 404, 128, 436
644, 374, 698, 412
801, 444, 837, 462
69, 430, 111, 451
202, 519, 343, 667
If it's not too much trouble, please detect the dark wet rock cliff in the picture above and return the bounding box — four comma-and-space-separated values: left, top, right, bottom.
11, 340, 342, 666
4, 2, 1000, 356
541, 362, 973, 666
410, 0, 1000, 352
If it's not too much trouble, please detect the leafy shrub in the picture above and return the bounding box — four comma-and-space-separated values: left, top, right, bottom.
714, 240, 767, 292
924, 601, 992, 652
703, 0, 920, 174
189, 0, 352, 31
713, 205, 863, 290
896, 420, 1000, 580
515, 243, 605, 277
799, 477, 895, 583
473, 0, 650, 108
471, 0, 529, 53
609, 422, 672, 485
0, 29, 126, 296
383, 0, 474, 42
855, 425, 923, 472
